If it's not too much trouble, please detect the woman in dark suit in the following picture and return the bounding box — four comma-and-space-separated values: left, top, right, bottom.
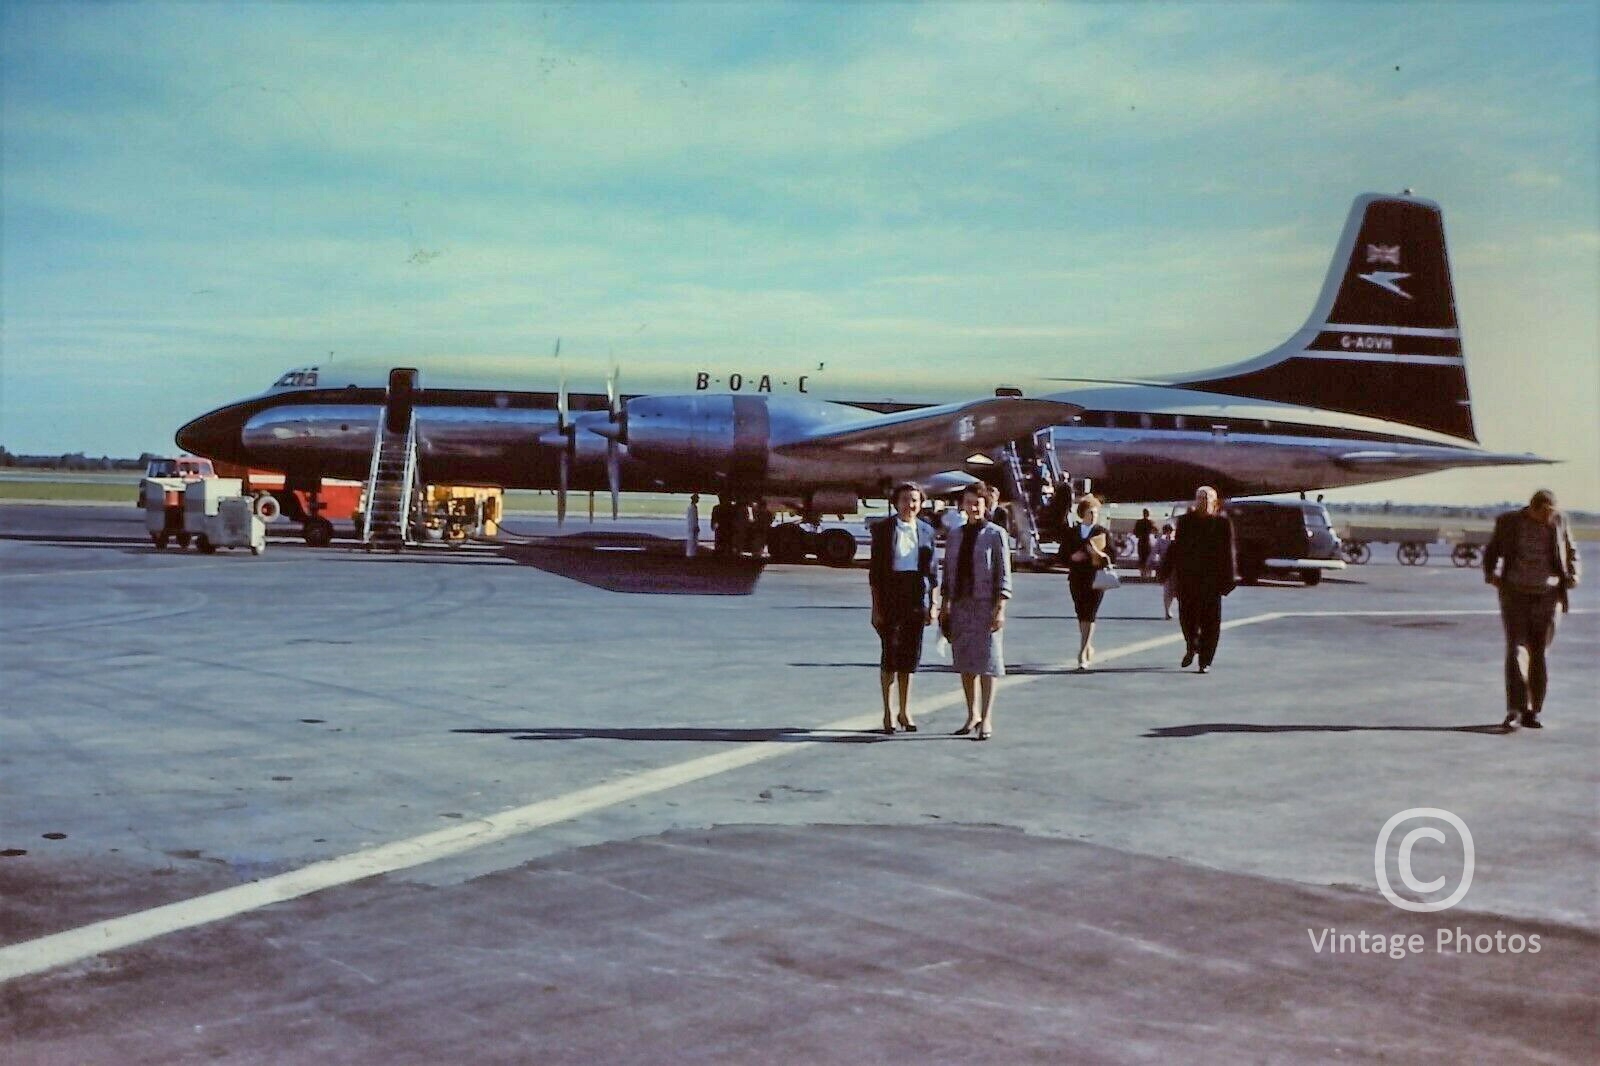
1166, 486, 1236, 673
870, 482, 940, 734
938, 484, 1012, 740
1059, 493, 1113, 671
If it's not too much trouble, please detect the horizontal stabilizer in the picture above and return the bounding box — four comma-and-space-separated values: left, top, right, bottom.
775, 397, 1079, 464
1336, 448, 1552, 472
919, 470, 985, 496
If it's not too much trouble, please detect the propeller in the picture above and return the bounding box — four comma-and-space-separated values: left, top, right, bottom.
554, 371, 572, 526
603, 361, 622, 519
538, 342, 627, 525
534, 338, 577, 527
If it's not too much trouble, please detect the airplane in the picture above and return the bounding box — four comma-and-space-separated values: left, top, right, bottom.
175, 353, 1081, 560
177, 191, 1548, 557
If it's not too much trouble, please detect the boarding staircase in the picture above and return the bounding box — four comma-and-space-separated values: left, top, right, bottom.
361, 408, 419, 550
997, 429, 1068, 565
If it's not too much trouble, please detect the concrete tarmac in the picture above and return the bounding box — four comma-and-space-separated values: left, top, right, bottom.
1, 504, 1596, 1064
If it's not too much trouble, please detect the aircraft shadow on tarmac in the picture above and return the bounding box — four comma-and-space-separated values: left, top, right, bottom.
1145, 722, 1509, 738
496, 535, 764, 595
453, 726, 889, 743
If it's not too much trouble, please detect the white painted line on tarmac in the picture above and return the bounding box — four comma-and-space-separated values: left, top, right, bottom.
0, 739, 827, 984
1282, 608, 1591, 617
0, 603, 1570, 983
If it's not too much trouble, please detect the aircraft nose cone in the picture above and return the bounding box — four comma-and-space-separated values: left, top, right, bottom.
175, 405, 248, 463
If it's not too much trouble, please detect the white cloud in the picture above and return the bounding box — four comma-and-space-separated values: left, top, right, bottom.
1509, 167, 1564, 189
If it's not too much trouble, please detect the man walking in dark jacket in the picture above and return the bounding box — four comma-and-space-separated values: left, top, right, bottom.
1483, 489, 1580, 730
1164, 486, 1236, 674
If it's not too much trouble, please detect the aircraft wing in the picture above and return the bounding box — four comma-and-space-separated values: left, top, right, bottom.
773, 397, 1079, 464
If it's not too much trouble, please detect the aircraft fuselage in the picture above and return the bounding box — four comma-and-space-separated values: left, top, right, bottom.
177, 374, 1538, 504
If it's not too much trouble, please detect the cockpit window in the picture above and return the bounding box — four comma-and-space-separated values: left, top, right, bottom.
272, 367, 320, 388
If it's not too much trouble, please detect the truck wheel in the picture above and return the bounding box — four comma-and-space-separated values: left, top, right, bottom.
1397, 542, 1428, 566
303, 517, 334, 547
767, 524, 807, 563
196, 534, 217, 555
818, 528, 858, 567
1450, 544, 1478, 568
1301, 569, 1322, 586
175, 532, 191, 548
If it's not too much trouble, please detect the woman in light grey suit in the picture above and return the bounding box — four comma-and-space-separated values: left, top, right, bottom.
939, 484, 1012, 740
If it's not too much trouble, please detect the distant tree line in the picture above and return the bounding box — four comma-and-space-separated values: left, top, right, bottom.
0, 446, 159, 472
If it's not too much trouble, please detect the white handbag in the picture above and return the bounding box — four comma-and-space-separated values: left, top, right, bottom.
1092, 566, 1121, 591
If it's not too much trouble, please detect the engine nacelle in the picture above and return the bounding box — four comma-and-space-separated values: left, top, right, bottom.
623, 395, 771, 486
807, 488, 859, 515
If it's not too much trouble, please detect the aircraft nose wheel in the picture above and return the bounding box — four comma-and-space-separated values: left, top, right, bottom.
303, 517, 335, 547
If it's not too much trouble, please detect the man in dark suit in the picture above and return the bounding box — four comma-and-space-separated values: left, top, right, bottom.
1483, 489, 1581, 729
870, 482, 940, 734
1165, 486, 1236, 674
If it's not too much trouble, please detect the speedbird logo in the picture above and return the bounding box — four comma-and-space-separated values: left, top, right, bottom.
1359, 271, 1413, 300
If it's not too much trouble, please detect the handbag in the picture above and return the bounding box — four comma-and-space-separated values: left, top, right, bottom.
1092, 565, 1121, 591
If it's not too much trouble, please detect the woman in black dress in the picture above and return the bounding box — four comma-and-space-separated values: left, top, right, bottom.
1059, 494, 1113, 671
869, 483, 939, 733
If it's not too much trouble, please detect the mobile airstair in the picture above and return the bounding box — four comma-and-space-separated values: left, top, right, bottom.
997, 429, 1068, 565
361, 370, 421, 550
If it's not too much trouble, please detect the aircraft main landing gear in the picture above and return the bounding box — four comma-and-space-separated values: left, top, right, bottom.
766, 521, 860, 566
303, 516, 334, 547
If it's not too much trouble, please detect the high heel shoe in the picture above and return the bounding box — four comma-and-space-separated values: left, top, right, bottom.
897, 715, 918, 733
975, 724, 992, 741
881, 721, 896, 735
953, 719, 978, 736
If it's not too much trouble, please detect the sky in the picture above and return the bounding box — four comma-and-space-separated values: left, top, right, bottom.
2, 1, 1596, 508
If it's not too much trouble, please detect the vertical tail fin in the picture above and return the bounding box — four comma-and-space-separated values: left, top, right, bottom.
1173, 193, 1476, 441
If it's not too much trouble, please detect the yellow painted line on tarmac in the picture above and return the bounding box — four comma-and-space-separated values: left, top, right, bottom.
0, 604, 1573, 984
